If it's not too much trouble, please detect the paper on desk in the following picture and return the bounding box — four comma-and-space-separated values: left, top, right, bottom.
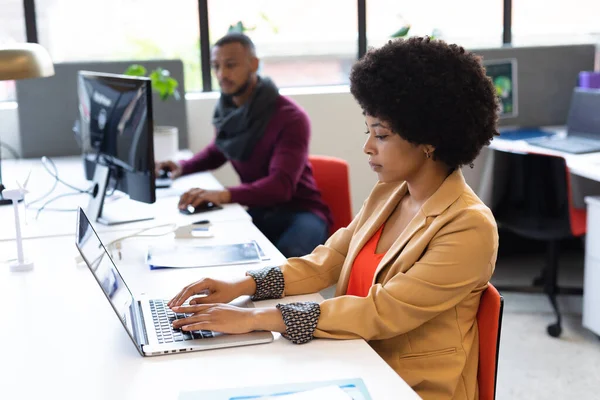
178, 378, 372, 400
270, 385, 352, 399
146, 242, 262, 269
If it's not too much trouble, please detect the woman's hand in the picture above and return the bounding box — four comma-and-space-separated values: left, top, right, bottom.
167, 276, 256, 308
171, 303, 257, 334
171, 304, 287, 334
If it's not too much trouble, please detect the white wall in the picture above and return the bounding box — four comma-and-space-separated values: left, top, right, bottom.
0, 87, 486, 215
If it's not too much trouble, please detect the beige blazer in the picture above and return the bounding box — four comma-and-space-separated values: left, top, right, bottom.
279, 169, 498, 400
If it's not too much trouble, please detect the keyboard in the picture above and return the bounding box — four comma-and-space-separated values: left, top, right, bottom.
527, 136, 600, 154
149, 299, 214, 344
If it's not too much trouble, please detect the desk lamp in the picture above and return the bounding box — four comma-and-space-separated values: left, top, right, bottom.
0, 43, 54, 205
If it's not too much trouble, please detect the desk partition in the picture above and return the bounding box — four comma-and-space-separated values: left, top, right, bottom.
16, 59, 189, 158
473, 44, 596, 128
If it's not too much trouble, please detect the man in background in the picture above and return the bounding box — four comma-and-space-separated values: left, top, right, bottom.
156, 33, 332, 258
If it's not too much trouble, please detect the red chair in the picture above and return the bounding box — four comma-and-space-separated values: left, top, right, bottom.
309, 155, 353, 235
477, 283, 504, 400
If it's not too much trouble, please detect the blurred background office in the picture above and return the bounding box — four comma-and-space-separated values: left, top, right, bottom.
1, 1, 600, 399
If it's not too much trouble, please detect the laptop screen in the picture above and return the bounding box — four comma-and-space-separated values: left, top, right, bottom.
75, 208, 142, 353
567, 88, 600, 139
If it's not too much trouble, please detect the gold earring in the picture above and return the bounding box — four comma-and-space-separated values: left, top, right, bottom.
425, 151, 431, 159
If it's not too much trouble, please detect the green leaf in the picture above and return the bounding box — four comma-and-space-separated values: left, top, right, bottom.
124, 64, 147, 77
390, 25, 411, 38
149, 68, 180, 102
227, 20, 256, 34
259, 12, 279, 33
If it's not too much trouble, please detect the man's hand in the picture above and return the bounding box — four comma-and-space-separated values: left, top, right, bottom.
178, 188, 231, 210
168, 276, 256, 308
155, 160, 182, 179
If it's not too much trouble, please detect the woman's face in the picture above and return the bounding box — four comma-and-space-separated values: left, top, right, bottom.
363, 115, 429, 183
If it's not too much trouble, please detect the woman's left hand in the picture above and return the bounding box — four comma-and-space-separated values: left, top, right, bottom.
171, 303, 257, 334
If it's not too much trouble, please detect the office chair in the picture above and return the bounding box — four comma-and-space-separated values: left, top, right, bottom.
309, 155, 353, 235
490, 148, 585, 337
477, 283, 504, 400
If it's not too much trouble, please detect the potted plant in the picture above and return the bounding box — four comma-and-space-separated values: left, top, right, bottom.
389, 14, 440, 40
124, 64, 181, 162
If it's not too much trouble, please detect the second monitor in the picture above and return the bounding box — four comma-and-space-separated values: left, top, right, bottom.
77, 71, 157, 225
483, 58, 518, 119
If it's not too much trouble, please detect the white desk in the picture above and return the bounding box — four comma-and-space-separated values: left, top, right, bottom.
479, 127, 600, 207
488, 126, 600, 183
0, 223, 418, 400
0, 158, 419, 399
0, 156, 251, 242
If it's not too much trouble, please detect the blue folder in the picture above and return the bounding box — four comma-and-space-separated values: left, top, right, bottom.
499, 128, 554, 141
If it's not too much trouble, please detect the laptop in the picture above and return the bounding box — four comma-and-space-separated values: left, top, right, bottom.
527, 88, 600, 154
74, 207, 273, 356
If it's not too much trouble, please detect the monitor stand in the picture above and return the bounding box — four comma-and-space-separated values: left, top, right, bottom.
87, 164, 154, 226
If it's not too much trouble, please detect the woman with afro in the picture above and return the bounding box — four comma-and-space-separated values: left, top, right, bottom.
169, 37, 500, 399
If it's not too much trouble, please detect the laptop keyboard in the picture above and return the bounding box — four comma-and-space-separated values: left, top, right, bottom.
149, 299, 214, 344
527, 136, 600, 154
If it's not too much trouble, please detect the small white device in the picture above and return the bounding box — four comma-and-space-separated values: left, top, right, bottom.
4, 176, 34, 272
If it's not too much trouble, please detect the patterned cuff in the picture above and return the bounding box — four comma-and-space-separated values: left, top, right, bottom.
276, 302, 321, 344
246, 266, 285, 301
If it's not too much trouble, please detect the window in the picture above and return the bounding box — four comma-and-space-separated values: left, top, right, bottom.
35, 0, 203, 91
367, 0, 504, 50
208, 0, 358, 88
0, 0, 27, 101
512, 0, 600, 46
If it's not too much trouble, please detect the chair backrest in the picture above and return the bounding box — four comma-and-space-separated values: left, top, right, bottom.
490, 148, 586, 239
309, 155, 353, 235
477, 283, 504, 400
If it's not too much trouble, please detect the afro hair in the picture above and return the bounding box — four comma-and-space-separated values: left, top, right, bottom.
350, 36, 499, 169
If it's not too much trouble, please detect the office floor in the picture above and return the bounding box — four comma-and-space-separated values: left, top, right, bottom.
319, 235, 600, 399
492, 242, 600, 400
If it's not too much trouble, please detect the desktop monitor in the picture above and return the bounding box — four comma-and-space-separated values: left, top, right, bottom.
77, 71, 156, 225
484, 58, 518, 119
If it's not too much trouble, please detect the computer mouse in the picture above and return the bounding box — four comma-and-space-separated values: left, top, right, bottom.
157, 169, 170, 179
179, 202, 223, 215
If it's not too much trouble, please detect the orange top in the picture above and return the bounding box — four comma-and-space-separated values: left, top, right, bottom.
346, 224, 387, 297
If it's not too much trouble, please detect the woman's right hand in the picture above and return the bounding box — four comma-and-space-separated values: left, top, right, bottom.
167, 275, 257, 309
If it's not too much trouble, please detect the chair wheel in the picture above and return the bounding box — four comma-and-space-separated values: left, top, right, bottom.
547, 323, 562, 337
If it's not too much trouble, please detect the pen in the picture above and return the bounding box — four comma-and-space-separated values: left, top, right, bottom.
193, 219, 210, 225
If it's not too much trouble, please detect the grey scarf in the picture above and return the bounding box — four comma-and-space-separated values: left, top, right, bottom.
213, 77, 279, 161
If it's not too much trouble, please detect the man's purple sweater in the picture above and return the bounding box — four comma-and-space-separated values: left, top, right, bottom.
179, 95, 333, 228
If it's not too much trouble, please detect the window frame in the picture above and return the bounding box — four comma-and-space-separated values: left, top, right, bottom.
17, 0, 513, 93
